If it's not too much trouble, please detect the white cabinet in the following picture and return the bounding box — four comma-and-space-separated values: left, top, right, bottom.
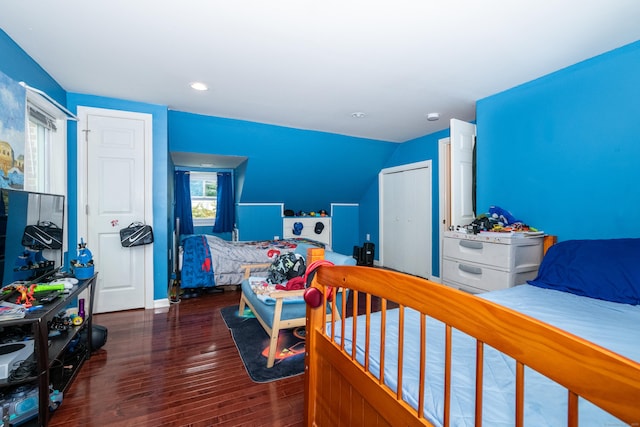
442, 231, 543, 293
283, 217, 331, 249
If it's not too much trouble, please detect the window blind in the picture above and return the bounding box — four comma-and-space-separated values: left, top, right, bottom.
28, 104, 57, 131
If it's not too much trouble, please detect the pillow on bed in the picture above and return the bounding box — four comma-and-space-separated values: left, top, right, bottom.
527, 238, 640, 305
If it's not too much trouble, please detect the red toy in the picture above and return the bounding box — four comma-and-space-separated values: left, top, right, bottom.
15, 284, 37, 308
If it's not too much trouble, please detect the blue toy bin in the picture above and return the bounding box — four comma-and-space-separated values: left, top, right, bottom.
73, 265, 94, 280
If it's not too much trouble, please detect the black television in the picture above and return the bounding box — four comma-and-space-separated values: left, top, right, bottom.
0, 189, 65, 286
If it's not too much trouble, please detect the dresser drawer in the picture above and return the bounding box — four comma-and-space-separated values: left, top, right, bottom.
443, 236, 542, 271
442, 259, 539, 293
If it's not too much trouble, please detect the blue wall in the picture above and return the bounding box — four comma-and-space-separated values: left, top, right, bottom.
0, 30, 65, 105
236, 203, 284, 240
331, 204, 359, 255
168, 111, 397, 213
476, 41, 640, 241
169, 111, 398, 256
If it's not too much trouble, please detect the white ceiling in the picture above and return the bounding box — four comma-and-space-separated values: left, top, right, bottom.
2, 1, 639, 143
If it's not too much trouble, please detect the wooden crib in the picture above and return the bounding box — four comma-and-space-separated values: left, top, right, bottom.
303, 247, 640, 426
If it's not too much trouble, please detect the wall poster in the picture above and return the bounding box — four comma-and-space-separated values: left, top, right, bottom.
0, 70, 25, 190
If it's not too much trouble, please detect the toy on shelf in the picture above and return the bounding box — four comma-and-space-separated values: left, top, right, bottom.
71, 239, 94, 280
15, 284, 37, 308
294, 209, 329, 217
13, 248, 55, 281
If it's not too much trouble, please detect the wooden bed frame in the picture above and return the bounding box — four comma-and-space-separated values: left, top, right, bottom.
304, 261, 640, 425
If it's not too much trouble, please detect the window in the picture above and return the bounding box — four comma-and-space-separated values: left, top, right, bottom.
25, 108, 52, 192
24, 96, 66, 195
190, 172, 217, 226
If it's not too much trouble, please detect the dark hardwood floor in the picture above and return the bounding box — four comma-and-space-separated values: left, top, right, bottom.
48, 288, 305, 427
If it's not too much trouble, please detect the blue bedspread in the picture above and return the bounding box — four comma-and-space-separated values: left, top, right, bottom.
332, 285, 640, 426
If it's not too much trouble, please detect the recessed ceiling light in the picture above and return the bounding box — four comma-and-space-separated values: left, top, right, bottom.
351, 112, 366, 118
427, 112, 440, 121
190, 82, 208, 91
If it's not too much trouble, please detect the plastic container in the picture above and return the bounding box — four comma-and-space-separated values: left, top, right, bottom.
73, 265, 94, 280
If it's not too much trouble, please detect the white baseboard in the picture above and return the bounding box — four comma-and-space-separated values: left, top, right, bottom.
154, 298, 170, 310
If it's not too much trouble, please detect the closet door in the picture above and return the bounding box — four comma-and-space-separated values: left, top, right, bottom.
380, 161, 432, 279
381, 170, 405, 271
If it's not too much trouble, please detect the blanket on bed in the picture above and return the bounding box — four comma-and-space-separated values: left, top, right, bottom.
181, 235, 215, 288
180, 235, 325, 288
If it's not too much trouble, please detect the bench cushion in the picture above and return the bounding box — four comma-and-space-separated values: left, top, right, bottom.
241, 280, 307, 327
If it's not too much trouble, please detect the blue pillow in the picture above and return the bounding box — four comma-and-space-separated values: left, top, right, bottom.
527, 239, 640, 305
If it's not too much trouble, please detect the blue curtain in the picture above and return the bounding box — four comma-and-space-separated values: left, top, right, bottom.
212, 172, 234, 233
175, 171, 194, 236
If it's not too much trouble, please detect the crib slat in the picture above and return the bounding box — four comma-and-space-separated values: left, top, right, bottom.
568, 391, 578, 427
475, 341, 484, 427
351, 290, 359, 360
444, 325, 452, 427
379, 298, 387, 386
329, 289, 336, 340
397, 305, 405, 401
340, 292, 346, 352
365, 293, 372, 372
516, 361, 524, 427
418, 313, 426, 420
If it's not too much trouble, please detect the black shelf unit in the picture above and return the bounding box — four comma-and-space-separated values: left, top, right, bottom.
0, 273, 97, 426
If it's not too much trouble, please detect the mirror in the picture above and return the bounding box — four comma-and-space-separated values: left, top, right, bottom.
0, 189, 65, 286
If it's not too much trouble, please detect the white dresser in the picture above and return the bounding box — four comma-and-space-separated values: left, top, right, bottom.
442, 231, 543, 294
283, 217, 332, 249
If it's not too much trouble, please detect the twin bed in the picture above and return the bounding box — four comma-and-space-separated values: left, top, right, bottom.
179, 234, 324, 288
304, 238, 640, 426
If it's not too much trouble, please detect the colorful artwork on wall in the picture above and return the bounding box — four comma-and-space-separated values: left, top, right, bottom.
0, 71, 25, 190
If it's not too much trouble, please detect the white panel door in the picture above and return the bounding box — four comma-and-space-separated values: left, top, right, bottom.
380, 161, 432, 279
381, 170, 404, 270
450, 119, 476, 228
78, 108, 153, 313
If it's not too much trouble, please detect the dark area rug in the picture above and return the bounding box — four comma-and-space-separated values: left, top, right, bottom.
220, 305, 305, 383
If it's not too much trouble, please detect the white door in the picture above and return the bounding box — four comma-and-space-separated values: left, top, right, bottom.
449, 119, 476, 228
438, 137, 451, 281
77, 107, 153, 313
438, 120, 477, 280
380, 161, 432, 279
381, 170, 404, 270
